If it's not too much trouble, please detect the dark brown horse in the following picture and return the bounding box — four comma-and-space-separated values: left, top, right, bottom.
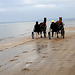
50, 17, 64, 38
32, 18, 47, 39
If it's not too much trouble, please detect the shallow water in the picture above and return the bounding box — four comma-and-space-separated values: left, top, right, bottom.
0, 20, 75, 42
0, 22, 35, 42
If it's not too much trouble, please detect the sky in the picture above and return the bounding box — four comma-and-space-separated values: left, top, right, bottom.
0, 0, 75, 22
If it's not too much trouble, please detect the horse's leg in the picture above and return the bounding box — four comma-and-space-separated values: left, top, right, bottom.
36, 32, 38, 38
44, 27, 46, 38
40, 31, 42, 38
57, 31, 59, 38
52, 31, 54, 37
44, 31, 46, 38
38, 32, 39, 35
43, 30, 46, 38
61, 30, 63, 36
55, 32, 56, 36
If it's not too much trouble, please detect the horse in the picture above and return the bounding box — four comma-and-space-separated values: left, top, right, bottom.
49, 21, 64, 39
32, 22, 46, 39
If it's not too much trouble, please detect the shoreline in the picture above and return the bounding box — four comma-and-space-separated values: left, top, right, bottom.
0, 27, 75, 49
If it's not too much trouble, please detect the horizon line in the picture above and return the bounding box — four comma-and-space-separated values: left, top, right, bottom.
0, 18, 75, 24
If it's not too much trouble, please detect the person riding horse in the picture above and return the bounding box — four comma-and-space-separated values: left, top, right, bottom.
33, 18, 47, 38
50, 20, 58, 37
34, 21, 40, 34
34, 18, 46, 33
50, 17, 64, 38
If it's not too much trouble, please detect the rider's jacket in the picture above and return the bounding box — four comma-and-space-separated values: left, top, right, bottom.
34, 24, 40, 32
50, 22, 58, 32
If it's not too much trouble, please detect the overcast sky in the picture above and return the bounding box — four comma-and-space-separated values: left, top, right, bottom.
0, 0, 75, 22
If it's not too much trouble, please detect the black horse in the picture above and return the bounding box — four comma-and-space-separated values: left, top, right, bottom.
32, 21, 46, 39
48, 22, 65, 39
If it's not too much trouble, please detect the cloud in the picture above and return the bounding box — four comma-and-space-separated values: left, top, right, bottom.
24, 0, 34, 4
0, 8, 5, 12
0, 0, 75, 22
21, 0, 36, 5
34, 4, 57, 8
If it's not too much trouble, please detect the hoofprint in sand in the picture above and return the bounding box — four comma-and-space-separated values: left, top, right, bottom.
0, 27, 75, 75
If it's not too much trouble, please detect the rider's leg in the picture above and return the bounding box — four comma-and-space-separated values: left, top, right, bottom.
40, 31, 42, 38
43, 30, 46, 38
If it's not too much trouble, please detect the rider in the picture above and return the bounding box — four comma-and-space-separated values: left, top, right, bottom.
34, 21, 40, 34
50, 20, 58, 37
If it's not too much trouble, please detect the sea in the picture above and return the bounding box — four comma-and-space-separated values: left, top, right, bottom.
0, 20, 75, 42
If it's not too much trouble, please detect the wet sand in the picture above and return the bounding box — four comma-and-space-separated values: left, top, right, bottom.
0, 27, 75, 75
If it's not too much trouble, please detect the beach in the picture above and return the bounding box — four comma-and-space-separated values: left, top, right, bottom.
0, 27, 75, 75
